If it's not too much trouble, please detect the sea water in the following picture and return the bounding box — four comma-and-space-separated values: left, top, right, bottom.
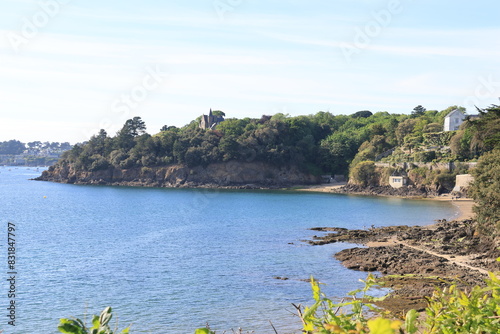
0, 167, 456, 333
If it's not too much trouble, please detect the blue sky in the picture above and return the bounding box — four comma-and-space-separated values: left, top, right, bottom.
1, 0, 499, 143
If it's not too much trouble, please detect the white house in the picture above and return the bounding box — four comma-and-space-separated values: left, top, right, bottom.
389, 170, 408, 189
444, 109, 466, 131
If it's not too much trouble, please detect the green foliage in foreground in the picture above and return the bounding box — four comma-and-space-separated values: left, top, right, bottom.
298, 274, 404, 334
61, 264, 500, 334
195, 263, 500, 334
424, 272, 500, 333
58, 306, 130, 334
295, 269, 500, 334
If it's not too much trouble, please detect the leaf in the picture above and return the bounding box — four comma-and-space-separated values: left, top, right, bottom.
58, 319, 86, 334
310, 276, 321, 302
302, 301, 321, 320
405, 309, 418, 334
99, 307, 113, 326
367, 318, 400, 334
91, 315, 100, 330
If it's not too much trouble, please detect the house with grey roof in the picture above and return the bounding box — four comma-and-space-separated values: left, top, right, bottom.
444, 109, 466, 131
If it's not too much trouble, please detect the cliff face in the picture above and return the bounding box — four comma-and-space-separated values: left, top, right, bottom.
36, 161, 321, 188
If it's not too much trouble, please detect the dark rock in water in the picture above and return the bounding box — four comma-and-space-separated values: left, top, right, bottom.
308, 225, 409, 245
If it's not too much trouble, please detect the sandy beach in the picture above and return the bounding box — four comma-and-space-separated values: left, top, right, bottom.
294, 183, 476, 221
427, 194, 475, 220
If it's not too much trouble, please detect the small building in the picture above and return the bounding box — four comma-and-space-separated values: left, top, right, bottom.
444, 109, 466, 131
389, 170, 408, 189
452, 174, 474, 196
321, 175, 332, 183
199, 109, 224, 130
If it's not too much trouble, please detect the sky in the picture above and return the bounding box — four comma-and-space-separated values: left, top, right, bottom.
1, 0, 499, 143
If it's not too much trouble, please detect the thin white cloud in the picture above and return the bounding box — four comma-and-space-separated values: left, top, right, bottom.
1, 2, 499, 142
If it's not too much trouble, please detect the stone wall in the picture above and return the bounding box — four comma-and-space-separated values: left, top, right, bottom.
453, 174, 474, 195
375, 162, 477, 171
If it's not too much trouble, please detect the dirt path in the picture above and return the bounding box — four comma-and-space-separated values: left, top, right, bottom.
381, 236, 491, 275
318, 220, 500, 314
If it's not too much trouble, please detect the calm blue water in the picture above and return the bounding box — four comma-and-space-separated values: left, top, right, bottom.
0, 167, 457, 333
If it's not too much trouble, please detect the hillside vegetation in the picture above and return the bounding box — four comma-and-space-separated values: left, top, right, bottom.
52, 105, 497, 176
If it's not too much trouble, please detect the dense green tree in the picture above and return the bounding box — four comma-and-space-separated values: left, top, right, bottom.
449, 105, 500, 159
349, 161, 377, 187
450, 130, 469, 159
0, 140, 25, 154
411, 105, 426, 118
352, 110, 372, 118
28, 141, 42, 149
86, 129, 110, 156
350, 135, 391, 168
216, 118, 250, 137
116, 117, 146, 150
396, 118, 417, 145
470, 148, 500, 238
211, 110, 225, 117
468, 105, 500, 155
125, 117, 147, 137
423, 122, 442, 133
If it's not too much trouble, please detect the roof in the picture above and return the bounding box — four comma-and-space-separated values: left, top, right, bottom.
445, 109, 466, 119
390, 169, 407, 177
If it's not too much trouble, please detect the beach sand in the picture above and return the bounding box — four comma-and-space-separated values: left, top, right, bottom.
293, 182, 347, 193
427, 194, 475, 221
294, 183, 476, 221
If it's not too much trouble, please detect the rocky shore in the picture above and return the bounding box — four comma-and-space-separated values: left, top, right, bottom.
297, 183, 440, 198
308, 220, 500, 314
330, 184, 434, 197
35, 161, 320, 189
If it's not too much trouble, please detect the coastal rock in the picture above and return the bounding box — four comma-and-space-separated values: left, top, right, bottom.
308, 220, 500, 315
331, 184, 433, 197
36, 161, 321, 188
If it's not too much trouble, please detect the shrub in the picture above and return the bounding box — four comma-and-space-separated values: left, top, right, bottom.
89, 155, 110, 172
413, 151, 436, 163
470, 148, 500, 237
424, 272, 500, 333
61, 263, 500, 334
298, 265, 500, 333
58, 307, 130, 334
349, 161, 377, 187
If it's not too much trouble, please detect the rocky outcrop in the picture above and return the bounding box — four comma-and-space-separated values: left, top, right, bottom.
308, 220, 500, 314
330, 184, 434, 197
35, 161, 321, 188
